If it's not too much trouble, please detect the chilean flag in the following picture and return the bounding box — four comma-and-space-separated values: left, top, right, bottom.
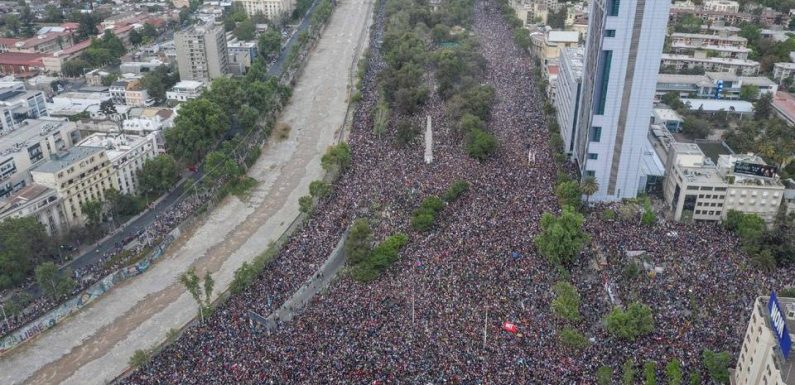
502, 321, 518, 334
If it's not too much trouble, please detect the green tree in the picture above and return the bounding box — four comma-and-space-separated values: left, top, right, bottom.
234, 19, 256, 40
298, 195, 314, 213
681, 116, 712, 139
551, 281, 581, 322
724, 210, 766, 249
661, 91, 686, 111
346, 219, 372, 265
0, 217, 50, 289
140, 65, 179, 103
597, 366, 613, 385
258, 29, 282, 59
580, 177, 599, 206
674, 13, 702, 33
754, 92, 773, 120
321, 142, 352, 172
76, 13, 98, 42
644, 361, 657, 385
466, 128, 497, 161
688, 372, 702, 385
665, 359, 683, 385
535, 206, 589, 265
129, 349, 150, 368
4, 14, 21, 36
555, 180, 582, 208
45, 4, 64, 22
180, 267, 214, 322
622, 359, 636, 385
35, 262, 76, 301
547, 7, 567, 29
165, 98, 228, 163
129, 28, 143, 46
81, 199, 104, 228
309, 180, 330, 198
702, 350, 731, 384
559, 327, 589, 349
604, 302, 655, 341
137, 154, 180, 197
739, 84, 760, 101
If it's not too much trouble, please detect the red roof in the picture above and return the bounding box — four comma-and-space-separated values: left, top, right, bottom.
547, 65, 560, 76
58, 39, 91, 56
0, 52, 45, 65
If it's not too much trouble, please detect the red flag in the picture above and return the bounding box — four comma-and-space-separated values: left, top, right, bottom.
502, 321, 518, 334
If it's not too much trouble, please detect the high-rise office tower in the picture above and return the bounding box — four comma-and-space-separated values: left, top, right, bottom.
573, 0, 670, 201
174, 23, 230, 83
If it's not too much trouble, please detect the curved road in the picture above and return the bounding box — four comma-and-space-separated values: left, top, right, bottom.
0, 0, 373, 383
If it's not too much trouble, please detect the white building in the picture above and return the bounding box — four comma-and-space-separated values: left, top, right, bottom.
656, 72, 777, 101
663, 143, 784, 224
0, 119, 81, 200
555, 47, 583, 155
174, 23, 229, 82
238, 0, 296, 20
30, 146, 116, 226
166, 80, 205, 102
703, 0, 740, 13
122, 107, 175, 136
773, 62, 795, 83
573, 0, 670, 201
661, 53, 760, 75
0, 184, 66, 236
734, 295, 794, 385
77, 133, 158, 195
48, 92, 111, 117
0, 82, 48, 133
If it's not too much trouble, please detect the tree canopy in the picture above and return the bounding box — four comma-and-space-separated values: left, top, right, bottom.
535, 205, 589, 265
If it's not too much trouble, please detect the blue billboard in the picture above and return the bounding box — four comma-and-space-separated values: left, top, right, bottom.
768, 292, 792, 360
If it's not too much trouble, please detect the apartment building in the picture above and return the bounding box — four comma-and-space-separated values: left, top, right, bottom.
0, 119, 80, 199
656, 72, 777, 100
530, 30, 580, 66
227, 39, 258, 76
166, 80, 205, 102
30, 146, 116, 226
0, 30, 74, 54
0, 82, 48, 133
554, 47, 583, 156
174, 23, 229, 82
660, 53, 760, 75
663, 143, 784, 224
703, 0, 739, 13
77, 133, 157, 195
573, 0, 670, 201
238, 0, 296, 20
734, 294, 794, 385
0, 184, 66, 236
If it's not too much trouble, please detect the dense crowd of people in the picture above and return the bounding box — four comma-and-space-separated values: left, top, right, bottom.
116, 1, 795, 384
0, 190, 212, 339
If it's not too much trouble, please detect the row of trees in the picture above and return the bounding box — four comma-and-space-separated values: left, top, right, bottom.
411, 181, 470, 231
597, 350, 731, 385
346, 219, 409, 282
724, 209, 795, 269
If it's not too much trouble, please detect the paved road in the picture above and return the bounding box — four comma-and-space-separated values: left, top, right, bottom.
0, 0, 373, 383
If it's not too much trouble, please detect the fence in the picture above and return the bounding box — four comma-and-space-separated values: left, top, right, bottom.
0, 234, 176, 355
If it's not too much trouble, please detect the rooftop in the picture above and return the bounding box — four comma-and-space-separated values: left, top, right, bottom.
661, 53, 759, 66
561, 47, 584, 79
670, 32, 747, 42
547, 30, 579, 43
77, 133, 153, 161
0, 183, 54, 215
741, 76, 777, 87
696, 140, 734, 164
772, 91, 795, 124
0, 52, 45, 66
0, 119, 75, 156
658, 73, 710, 84
681, 98, 754, 113
653, 108, 684, 122
31, 146, 104, 174
775, 62, 795, 69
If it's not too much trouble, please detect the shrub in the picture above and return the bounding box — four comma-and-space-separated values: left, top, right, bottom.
604, 302, 655, 341
466, 127, 497, 161
443, 180, 470, 202
309, 180, 330, 198
559, 328, 589, 350
298, 195, 314, 213
129, 349, 150, 368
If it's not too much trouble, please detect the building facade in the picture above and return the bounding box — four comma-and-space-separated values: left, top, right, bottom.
166, 80, 206, 102
0, 184, 66, 236
0, 119, 81, 200
734, 295, 794, 385
30, 146, 117, 226
555, 47, 583, 155
663, 143, 784, 224
77, 133, 158, 195
573, 0, 670, 201
0, 83, 48, 133
660, 53, 760, 75
238, 0, 296, 20
174, 23, 229, 82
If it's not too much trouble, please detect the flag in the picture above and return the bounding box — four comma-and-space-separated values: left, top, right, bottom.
502, 321, 518, 334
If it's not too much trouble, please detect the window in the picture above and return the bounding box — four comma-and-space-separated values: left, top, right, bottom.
590, 126, 602, 142
587, 153, 598, 160
608, 0, 620, 16
594, 50, 613, 115
585, 170, 595, 177
605, 30, 616, 38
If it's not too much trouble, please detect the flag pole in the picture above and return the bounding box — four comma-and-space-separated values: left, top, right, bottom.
483, 310, 488, 349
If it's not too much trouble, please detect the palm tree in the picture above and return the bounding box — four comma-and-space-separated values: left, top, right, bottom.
580, 177, 599, 207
